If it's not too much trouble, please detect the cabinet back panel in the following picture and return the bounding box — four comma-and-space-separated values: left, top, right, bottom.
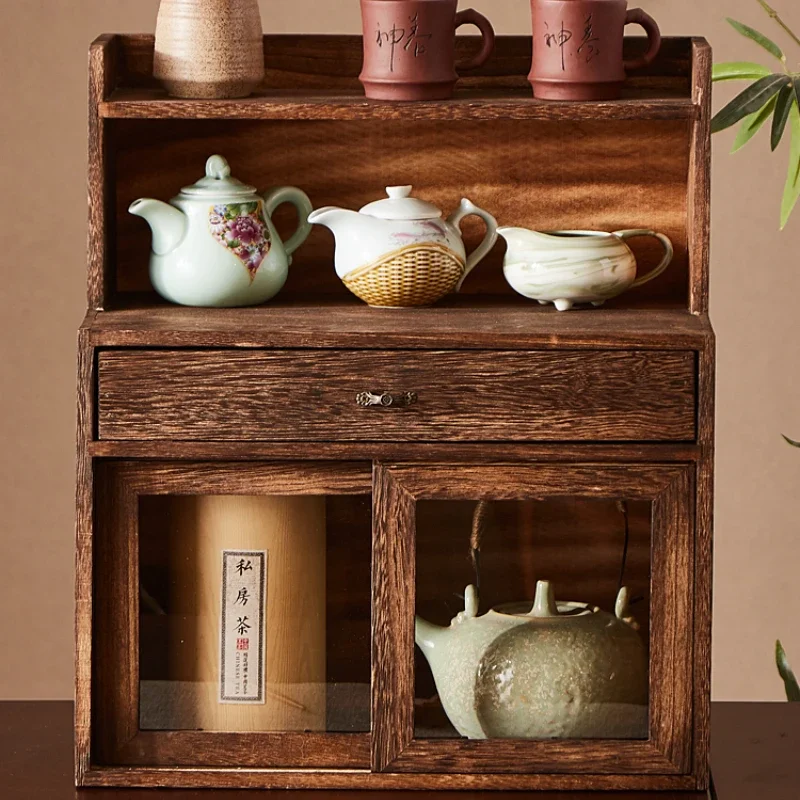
113, 118, 690, 306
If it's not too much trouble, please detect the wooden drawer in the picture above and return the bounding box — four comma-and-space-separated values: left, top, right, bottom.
97, 350, 697, 442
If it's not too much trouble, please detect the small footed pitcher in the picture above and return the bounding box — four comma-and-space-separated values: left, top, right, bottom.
499, 228, 674, 311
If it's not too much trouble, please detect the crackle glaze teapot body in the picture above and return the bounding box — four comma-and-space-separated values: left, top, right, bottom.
308, 186, 498, 307
415, 581, 648, 739
130, 155, 313, 307
499, 227, 674, 311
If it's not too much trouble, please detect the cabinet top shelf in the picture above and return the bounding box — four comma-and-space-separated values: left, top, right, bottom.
99, 86, 697, 122
92, 34, 706, 123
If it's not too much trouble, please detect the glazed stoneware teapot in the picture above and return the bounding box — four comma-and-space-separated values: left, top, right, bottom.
415, 581, 648, 739
130, 156, 313, 307
498, 227, 674, 311
308, 186, 498, 307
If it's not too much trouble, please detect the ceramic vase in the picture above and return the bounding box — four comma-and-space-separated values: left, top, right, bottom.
154, 0, 265, 99
359, 0, 495, 101
529, 0, 661, 100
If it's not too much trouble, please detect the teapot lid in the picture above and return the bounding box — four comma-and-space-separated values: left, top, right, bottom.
359, 186, 442, 221
494, 581, 593, 619
179, 155, 258, 198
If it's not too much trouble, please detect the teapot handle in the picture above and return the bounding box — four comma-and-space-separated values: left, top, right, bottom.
262, 186, 314, 260
613, 229, 674, 289
448, 200, 499, 292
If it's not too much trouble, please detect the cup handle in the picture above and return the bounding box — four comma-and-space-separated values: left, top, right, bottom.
454, 9, 496, 72
622, 9, 662, 71
262, 186, 314, 259
448, 200, 499, 291
613, 229, 674, 289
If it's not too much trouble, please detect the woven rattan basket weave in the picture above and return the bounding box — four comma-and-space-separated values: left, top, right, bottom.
343, 243, 466, 307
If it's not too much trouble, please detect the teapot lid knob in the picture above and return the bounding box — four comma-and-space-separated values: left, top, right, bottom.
206, 155, 232, 181
528, 580, 560, 618
386, 185, 413, 199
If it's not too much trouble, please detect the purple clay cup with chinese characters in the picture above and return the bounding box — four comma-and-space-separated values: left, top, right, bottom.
529, 0, 661, 100
360, 0, 495, 101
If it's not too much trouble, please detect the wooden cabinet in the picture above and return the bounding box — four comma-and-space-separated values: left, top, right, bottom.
76, 34, 714, 793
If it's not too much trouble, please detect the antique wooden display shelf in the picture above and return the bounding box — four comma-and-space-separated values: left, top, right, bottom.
77, 33, 714, 792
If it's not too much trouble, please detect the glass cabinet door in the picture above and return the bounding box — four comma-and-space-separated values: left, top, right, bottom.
373, 463, 695, 776
93, 461, 372, 768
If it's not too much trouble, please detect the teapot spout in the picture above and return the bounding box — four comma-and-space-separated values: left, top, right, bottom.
415, 616, 448, 655
307, 206, 361, 235
129, 198, 187, 255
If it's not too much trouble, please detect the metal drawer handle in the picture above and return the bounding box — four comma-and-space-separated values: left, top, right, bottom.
356, 391, 418, 408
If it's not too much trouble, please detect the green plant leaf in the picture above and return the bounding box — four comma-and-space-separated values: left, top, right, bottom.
712, 74, 792, 133
727, 18, 785, 61
771, 84, 795, 150
783, 434, 800, 447
732, 95, 778, 152
777, 641, 800, 701
780, 103, 800, 228
713, 61, 773, 82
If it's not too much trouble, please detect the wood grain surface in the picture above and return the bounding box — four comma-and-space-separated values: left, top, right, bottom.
92, 462, 372, 771
372, 464, 697, 783
688, 40, 712, 315
96, 349, 697, 443
84, 303, 712, 350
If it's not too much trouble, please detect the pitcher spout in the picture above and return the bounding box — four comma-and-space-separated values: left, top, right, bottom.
307, 206, 362, 232
129, 198, 187, 255
497, 226, 552, 249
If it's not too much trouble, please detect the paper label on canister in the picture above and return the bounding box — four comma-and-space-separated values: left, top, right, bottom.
219, 550, 267, 704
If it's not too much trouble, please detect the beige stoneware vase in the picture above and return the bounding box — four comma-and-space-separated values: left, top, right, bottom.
154, 0, 265, 99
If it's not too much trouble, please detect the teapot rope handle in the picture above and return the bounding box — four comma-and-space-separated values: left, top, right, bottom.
448, 201, 499, 292
469, 500, 493, 590
613, 229, 674, 289
263, 186, 314, 258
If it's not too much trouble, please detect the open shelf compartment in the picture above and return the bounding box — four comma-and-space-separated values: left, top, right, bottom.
97, 34, 698, 122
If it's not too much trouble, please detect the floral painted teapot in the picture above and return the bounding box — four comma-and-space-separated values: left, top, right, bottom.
308, 186, 498, 307
416, 580, 648, 739
130, 155, 313, 307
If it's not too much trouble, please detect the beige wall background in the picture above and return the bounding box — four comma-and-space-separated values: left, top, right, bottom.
0, 0, 798, 701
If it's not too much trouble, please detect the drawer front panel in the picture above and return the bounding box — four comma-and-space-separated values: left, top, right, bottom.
97, 350, 696, 442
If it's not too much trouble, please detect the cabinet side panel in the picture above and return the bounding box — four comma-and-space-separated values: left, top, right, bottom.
693, 337, 715, 788
688, 40, 712, 314
88, 36, 118, 310
74, 329, 95, 784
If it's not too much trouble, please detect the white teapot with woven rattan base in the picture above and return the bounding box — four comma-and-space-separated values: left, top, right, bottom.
308, 186, 498, 308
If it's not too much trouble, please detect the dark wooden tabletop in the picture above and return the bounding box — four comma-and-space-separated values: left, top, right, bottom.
0, 702, 797, 798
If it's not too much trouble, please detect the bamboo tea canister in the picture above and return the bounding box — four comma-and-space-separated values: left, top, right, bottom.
154, 0, 266, 99
167, 495, 327, 732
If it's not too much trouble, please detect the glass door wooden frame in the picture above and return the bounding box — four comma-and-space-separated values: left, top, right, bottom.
91, 460, 372, 769
372, 462, 696, 776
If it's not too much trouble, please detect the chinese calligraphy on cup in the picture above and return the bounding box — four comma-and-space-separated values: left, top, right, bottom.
529, 0, 661, 101
360, 0, 495, 101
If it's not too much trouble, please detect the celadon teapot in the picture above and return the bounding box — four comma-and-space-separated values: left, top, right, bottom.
415, 581, 648, 739
130, 155, 313, 307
